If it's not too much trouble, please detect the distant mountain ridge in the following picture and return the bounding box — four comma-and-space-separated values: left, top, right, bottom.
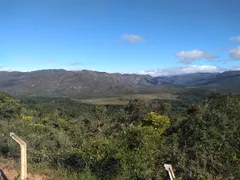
151, 72, 220, 85
0, 69, 239, 98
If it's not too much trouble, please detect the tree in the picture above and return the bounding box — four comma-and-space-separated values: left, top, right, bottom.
124, 99, 149, 125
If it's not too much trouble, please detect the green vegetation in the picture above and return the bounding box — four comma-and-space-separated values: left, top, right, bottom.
0, 90, 240, 179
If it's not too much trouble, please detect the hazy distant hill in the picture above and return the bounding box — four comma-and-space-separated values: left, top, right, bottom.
0, 69, 239, 98
0, 69, 168, 98
191, 71, 240, 92
151, 72, 219, 86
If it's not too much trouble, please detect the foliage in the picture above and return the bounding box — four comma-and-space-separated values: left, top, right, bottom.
1, 91, 240, 179
0, 92, 22, 119
143, 112, 170, 134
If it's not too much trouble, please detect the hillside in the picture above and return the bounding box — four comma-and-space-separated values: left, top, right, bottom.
0, 70, 239, 98
0, 69, 173, 98
191, 71, 240, 92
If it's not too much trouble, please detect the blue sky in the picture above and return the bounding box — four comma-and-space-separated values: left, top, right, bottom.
0, 0, 240, 76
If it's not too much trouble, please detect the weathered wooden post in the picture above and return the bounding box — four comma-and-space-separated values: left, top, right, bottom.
164, 164, 175, 180
10, 132, 27, 180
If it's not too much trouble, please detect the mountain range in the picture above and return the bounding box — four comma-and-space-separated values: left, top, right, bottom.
0, 69, 239, 98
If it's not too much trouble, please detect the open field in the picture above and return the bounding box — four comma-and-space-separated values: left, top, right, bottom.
75, 93, 178, 105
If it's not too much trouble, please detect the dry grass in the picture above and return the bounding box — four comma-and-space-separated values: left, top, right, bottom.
79, 93, 177, 105
0, 157, 51, 180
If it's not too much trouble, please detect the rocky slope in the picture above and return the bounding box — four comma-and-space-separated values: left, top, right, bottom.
0, 69, 239, 98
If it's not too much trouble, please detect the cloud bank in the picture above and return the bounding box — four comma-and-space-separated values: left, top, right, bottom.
0, 66, 29, 72
137, 65, 224, 77
176, 50, 219, 64
121, 34, 145, 43
0, 66, 13, 71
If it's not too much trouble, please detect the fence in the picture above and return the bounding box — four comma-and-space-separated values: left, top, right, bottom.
9, 133, 27, 180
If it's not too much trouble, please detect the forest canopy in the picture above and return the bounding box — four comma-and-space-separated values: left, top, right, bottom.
0, 91, 240, 179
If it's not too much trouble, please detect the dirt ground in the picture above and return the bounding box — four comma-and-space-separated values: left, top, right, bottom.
0, 160, 48, 180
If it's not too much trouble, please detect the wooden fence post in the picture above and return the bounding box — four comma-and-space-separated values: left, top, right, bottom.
10, 133, 27, 180
164, 164, 175, 180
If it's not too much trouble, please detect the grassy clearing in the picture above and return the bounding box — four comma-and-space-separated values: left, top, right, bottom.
0, 157, 92, 180
77, 93, 178, 105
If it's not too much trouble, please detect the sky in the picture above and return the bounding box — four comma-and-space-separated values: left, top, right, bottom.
0, 0, 240, 76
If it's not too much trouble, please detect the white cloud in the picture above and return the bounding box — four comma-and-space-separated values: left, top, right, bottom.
121, 34, 145, 43
176, 50, 219, 64
69, 61, 81, 66
137, 65, 224, 77
229, 36, 240, 42
0, 66, 29, 72
0, 66, 14, 71
229, 45, 240, 60
232, 66, 240, 70
214, 47, 229, 51
46, 58, 55, 63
